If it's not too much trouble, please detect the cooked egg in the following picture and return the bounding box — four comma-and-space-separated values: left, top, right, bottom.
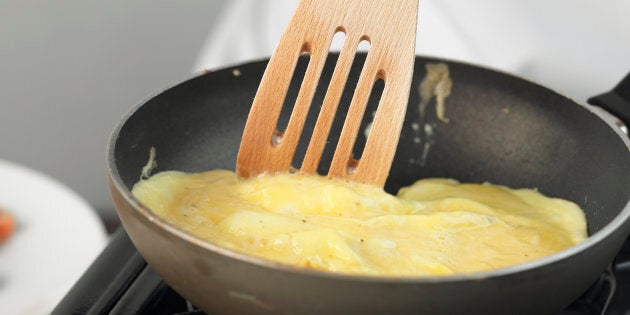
132, 171, 587, 276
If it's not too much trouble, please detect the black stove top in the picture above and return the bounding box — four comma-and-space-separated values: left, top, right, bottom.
53, 228, 630, 315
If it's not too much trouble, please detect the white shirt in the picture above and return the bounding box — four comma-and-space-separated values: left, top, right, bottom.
193, 0, 630, 103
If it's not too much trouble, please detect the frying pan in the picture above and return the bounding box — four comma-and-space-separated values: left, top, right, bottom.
107, 54, 630, 314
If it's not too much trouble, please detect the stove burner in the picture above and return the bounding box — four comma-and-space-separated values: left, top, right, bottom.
559, 267, 615, 315
52, 229, 630, 315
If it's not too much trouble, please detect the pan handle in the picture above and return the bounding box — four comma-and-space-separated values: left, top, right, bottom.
588, 73, 630, 128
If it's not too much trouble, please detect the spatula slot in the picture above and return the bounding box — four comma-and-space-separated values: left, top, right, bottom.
292, 31, 346, 168
316, 39, 372, 175
357, 36, 371, 51
273, 51, 311, 145
351, 76, 384, 165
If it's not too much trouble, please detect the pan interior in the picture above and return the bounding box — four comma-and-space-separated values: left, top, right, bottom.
112, 54, 630, 236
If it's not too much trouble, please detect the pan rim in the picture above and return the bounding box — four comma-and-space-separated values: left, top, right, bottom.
106, 55, 630, 284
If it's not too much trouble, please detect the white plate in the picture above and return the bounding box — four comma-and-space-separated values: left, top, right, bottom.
0, 159, 108, 315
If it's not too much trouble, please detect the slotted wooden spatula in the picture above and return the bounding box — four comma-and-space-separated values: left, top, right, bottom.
236, 0, 419, 187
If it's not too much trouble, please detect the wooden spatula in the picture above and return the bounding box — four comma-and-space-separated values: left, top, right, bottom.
236, 0, 418, 187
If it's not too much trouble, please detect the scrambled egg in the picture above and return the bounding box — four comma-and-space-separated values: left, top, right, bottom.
132, 171, 587, 276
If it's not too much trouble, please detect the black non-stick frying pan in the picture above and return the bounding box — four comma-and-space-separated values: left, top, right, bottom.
107, 54, 630, 314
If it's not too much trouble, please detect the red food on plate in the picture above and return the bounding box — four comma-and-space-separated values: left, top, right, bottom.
0, 209, 16, 243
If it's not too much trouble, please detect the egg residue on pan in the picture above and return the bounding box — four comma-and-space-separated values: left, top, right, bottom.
132, 170, 587, 276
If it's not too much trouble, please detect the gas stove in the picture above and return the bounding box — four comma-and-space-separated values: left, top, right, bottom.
53, 228, 630, 315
